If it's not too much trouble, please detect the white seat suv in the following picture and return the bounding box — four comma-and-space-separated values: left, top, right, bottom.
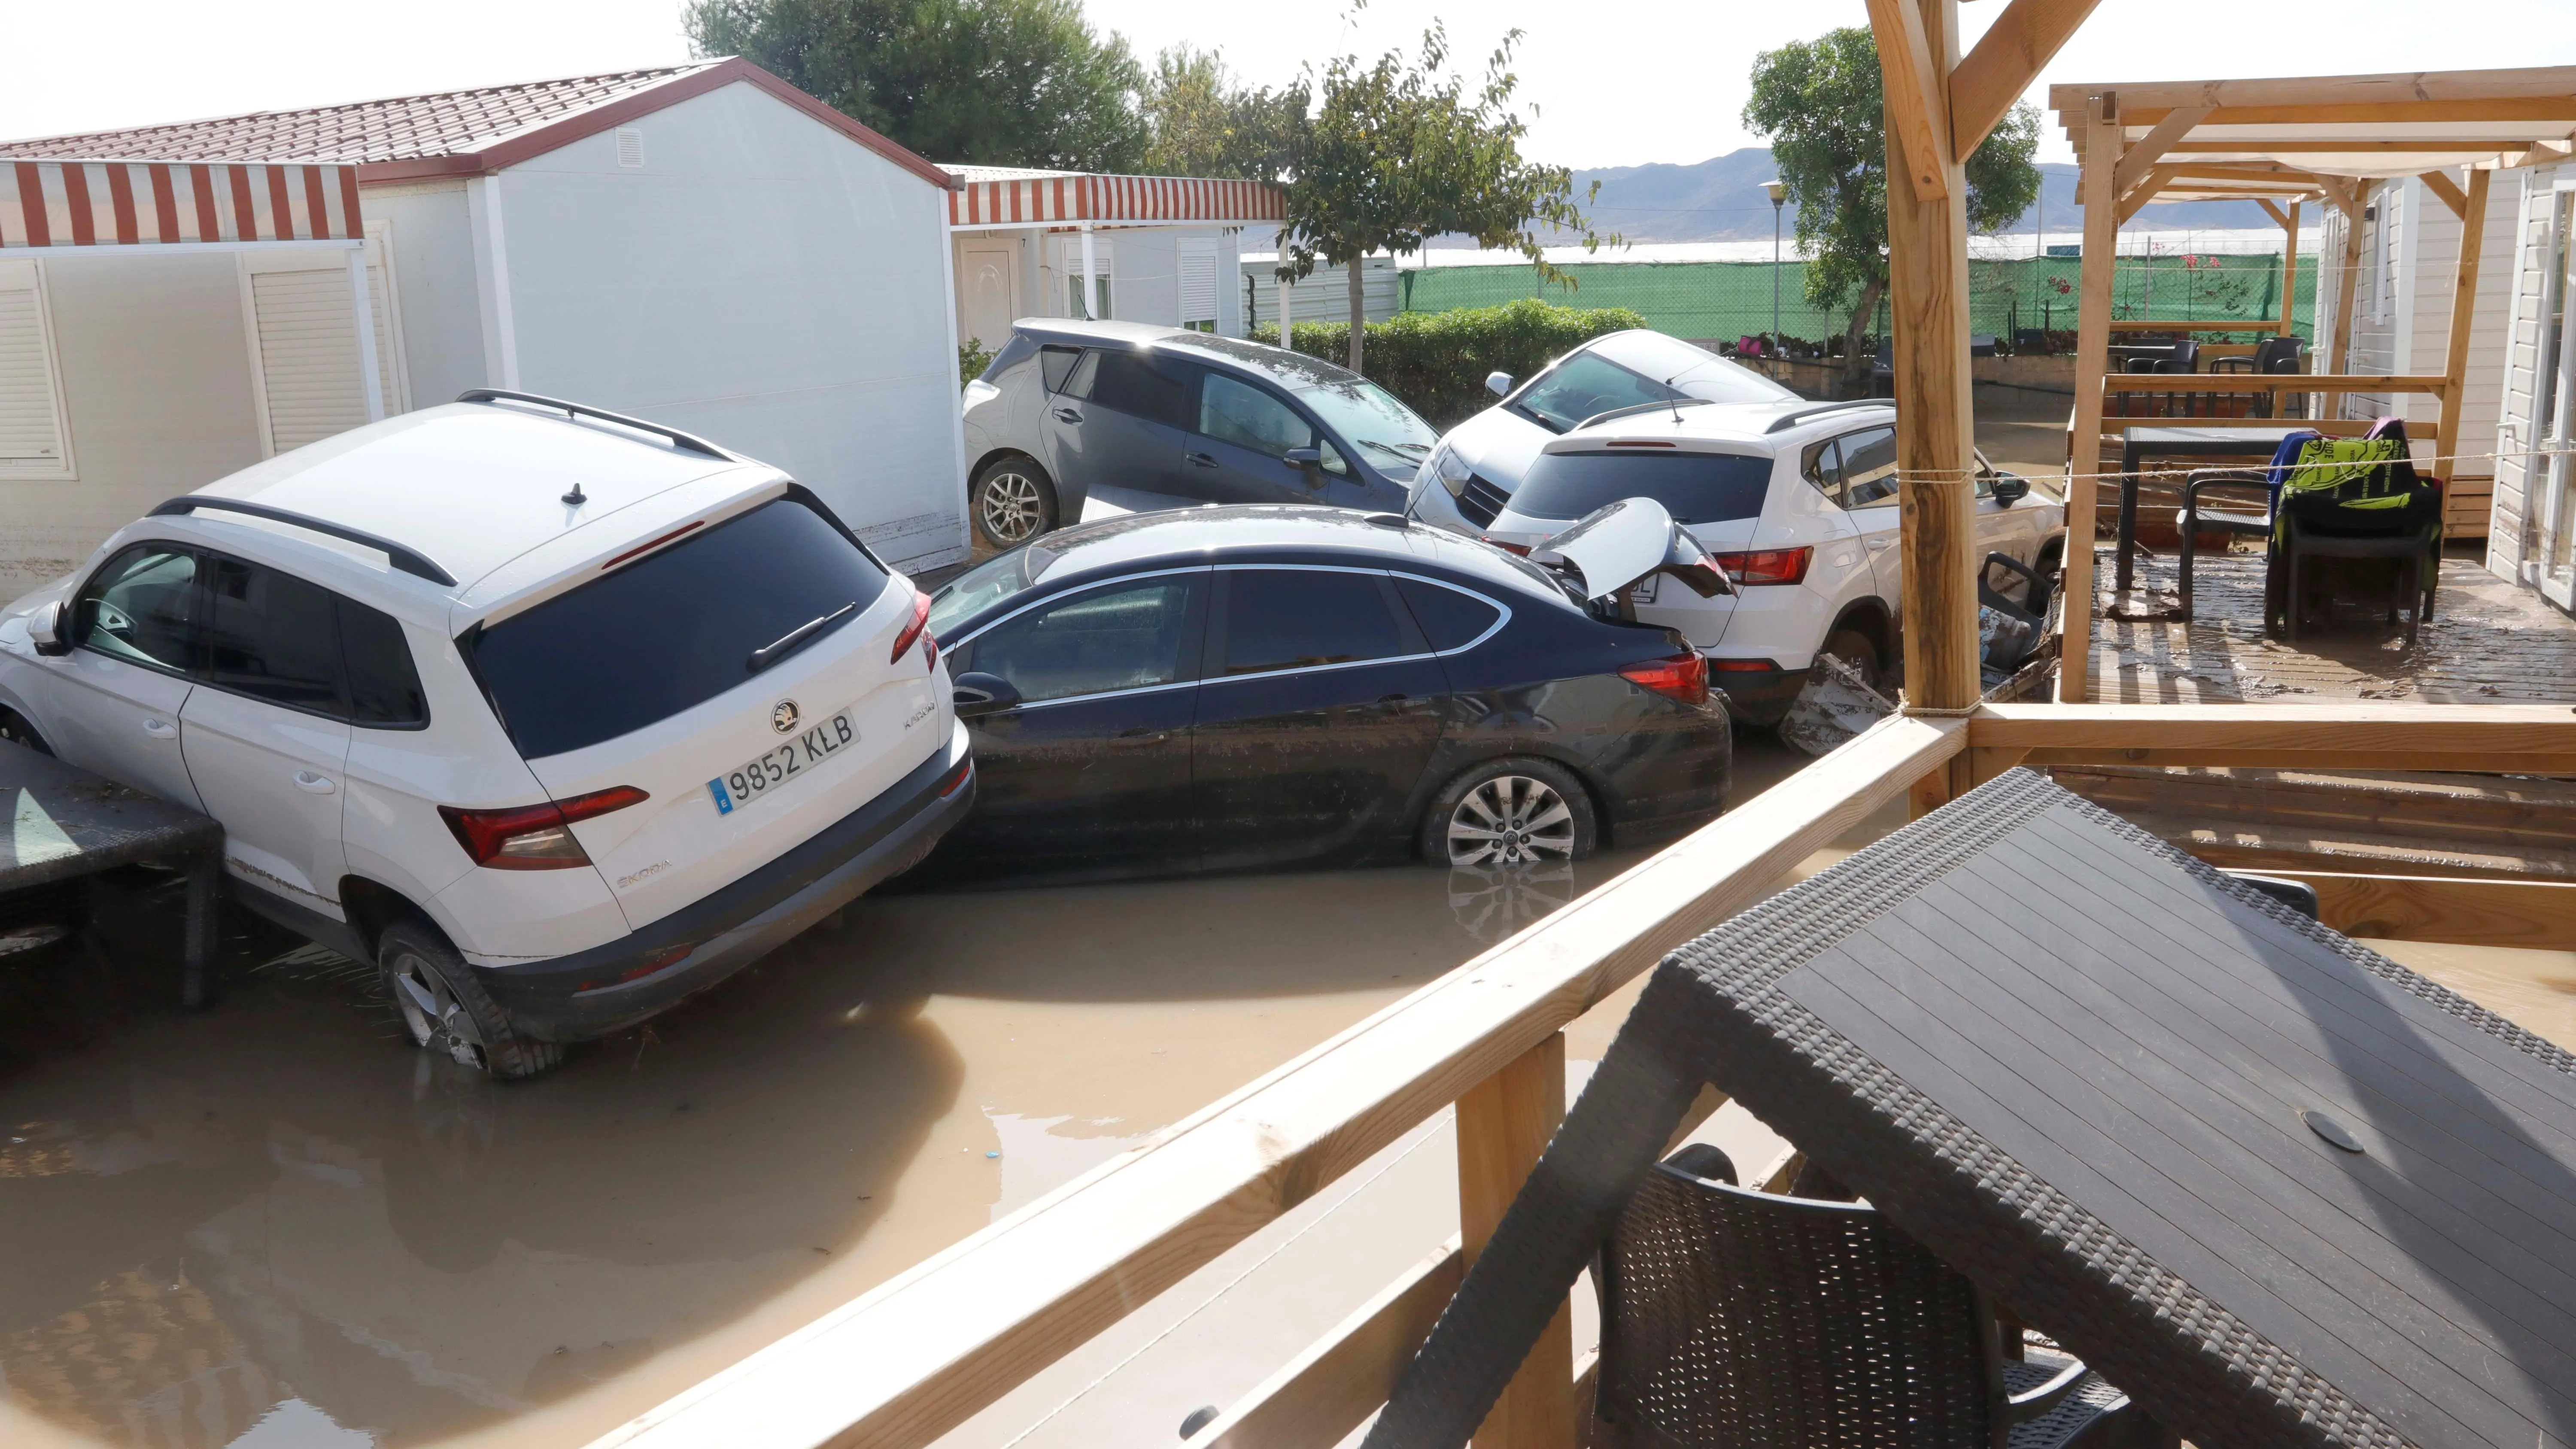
1436, 399, 2063, 726
0, 392, 974, 1077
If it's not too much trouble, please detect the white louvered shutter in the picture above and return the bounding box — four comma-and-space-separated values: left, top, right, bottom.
0, 264, 70, 477
251, 267, 369, 453
1180, 236, 1218, 327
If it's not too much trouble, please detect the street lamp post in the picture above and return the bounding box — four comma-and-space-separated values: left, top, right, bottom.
1762, 179, 1787, 379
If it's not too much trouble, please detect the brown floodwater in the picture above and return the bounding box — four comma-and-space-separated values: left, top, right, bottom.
6, 738, 2566, 1449
0, 745, 1845, 1449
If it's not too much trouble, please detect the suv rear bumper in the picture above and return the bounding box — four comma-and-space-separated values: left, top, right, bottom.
476, 725, 974, 1041
1708, 660, 1809, 727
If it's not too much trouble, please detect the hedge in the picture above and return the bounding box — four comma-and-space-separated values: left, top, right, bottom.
1252, 298, 1649, 428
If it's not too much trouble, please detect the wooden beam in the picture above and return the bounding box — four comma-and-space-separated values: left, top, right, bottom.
2420, 167, 2470, 221
2327, 180, 2372, 418
1201, 1238, 1465, 1449
2048, 66, 2576, 115
1458, 1033, 1574, 1449
2112, 104, 2212, 198
2279, 198, 2302, 337
2099, 372, 2448, 393
583, 713, 1967, 1449
2162, 138, 2552, 155
2057, 91, 2117, 705
2437, 167, 2492, 474
2115, 165, 2180, 223
1886, 0, 1978, 813
2251, 872, 2576, 950
1949, 0, 2100, 159
2119, 97, 2576, 128
1971, 703, 2576, 772
1866, 0, 1953, 201
2255, 197, 2290, 229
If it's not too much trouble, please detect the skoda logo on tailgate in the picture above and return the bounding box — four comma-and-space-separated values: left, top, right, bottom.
771, 700, 801, 734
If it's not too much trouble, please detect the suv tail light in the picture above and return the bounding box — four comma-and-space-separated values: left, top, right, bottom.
440, 786, 649, 870
1712, 546, 1813, 586
1618, 652, 1710, 707
892, 588, 933, 666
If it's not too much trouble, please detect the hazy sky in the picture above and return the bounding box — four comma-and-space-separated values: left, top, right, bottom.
7, 0, 2576, 169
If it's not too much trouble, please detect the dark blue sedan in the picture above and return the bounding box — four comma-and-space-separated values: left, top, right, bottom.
910, 506, 1732, 884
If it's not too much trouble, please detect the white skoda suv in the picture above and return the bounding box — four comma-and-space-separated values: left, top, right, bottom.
0, 392, 974, 1076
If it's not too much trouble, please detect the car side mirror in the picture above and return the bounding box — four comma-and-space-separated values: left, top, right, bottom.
1485, 371, 1515, 398
1990, 474, 2030, 507
1282, 447, 1324, 486
951, 671, 1021, 719
27, 600, 70, 657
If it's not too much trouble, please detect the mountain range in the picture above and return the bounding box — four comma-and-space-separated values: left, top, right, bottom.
1450, 147, 2273, 246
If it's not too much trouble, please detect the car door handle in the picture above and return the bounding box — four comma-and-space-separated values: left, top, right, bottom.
141, 717, 176, 739
294, 770, 337, 795
1109, 730, 1170, 749
1054, 407, 1082, 424
1187, 452, 1218, 468
1378, 693, 1411, 705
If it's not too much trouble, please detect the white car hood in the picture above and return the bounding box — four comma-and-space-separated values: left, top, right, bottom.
1437, 405, 1555, 495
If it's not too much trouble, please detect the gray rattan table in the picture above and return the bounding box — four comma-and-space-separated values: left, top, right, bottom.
1368, 769, 2576, 1449
2, 740, 223, 1005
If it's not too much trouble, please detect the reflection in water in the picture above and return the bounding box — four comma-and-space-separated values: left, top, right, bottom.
1446, 864, 1580, 946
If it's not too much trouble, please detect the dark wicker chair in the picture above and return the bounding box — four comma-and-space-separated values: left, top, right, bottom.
1592, 1145, 2163, 1449
2173, 468, 2274, 618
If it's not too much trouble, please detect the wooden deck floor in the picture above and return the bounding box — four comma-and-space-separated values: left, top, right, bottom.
2084, 545, 2576, 704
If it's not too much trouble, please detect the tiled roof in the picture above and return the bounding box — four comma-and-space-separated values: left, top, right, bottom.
0, 64, 720, 164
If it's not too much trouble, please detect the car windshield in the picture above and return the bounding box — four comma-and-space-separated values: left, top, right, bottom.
928, 548, 1045, 638
1509, 450, 1775, 525
1292, 376, 1437, 472
1510, 333, 1794, 433
467, 499, 889, 759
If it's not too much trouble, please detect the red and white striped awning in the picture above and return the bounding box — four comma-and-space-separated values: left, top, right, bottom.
947, 167, 1285, 229
3, 159, 365, 249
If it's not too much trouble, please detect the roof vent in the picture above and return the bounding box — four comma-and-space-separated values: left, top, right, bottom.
616, 128, 645, 169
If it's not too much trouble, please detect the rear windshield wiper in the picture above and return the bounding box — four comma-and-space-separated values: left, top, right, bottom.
747, 601, 857, 674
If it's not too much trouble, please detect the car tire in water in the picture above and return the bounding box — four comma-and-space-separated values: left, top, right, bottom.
1421, 756, 1598, 867
0, 707, 51, 754
380, 918, 563, 1080
972, 454, 1058, 550
1821, 627, 1885, 692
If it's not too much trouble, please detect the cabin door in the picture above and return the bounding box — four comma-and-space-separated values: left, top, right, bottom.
2537, 188, 2576, 611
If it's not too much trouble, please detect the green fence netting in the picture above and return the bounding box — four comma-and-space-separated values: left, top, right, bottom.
1397, 253, 2317, 348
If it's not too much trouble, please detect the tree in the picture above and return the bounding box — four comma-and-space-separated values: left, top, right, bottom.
684, 0, 1148, 171
1277, 20, 1604, 374
1742, 26, 2041, 383
1140, 45, 1302, 181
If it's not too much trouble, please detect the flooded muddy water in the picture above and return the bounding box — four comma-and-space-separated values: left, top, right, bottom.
0, 747, 1832, 1449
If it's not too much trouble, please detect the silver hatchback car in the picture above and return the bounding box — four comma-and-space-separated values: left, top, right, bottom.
960, 320, 1438, 548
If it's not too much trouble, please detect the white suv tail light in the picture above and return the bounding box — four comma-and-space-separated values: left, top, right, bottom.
440, 786, 649, 869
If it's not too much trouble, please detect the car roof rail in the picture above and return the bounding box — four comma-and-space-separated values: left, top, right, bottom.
151, 496, 459, 586
1763, 398, 1895, 434
456, 388, 738, 461
1574, 398, 1723, 430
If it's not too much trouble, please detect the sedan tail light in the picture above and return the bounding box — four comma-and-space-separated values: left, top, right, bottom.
1480, 537, 1532, 556
440, 786, 649, 870
892, 588, 933, 666
1712, 546, 1814, 586
1618, 652, 1710, 707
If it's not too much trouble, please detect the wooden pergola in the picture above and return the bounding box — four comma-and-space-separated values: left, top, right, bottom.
1858, 13, 2576, 705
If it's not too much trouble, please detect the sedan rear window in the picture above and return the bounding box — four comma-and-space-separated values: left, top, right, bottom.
1508, 451, 1775, 525
468, 499, 888, 759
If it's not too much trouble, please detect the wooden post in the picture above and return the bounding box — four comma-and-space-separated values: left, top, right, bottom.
2326, 181, 2369, 422
2056, 92, 2120, 704
2436, 168, 2491, 479
1875, 0, 1978, 815
1456, 1032, 1572, 1449
2278, 199, 2301, 337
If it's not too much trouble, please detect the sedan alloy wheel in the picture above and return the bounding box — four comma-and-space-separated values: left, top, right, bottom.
977, 468, 1049, 546
1446, 774, 1578, 866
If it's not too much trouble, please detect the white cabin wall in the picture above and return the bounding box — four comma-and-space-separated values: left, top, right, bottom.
495, 79, 967, 569
2492, 161, 2569, 583
363, 179, 486, 408
0, 252, 263, 597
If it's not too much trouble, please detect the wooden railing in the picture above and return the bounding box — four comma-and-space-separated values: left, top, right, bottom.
584, 703, 2576, 1449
